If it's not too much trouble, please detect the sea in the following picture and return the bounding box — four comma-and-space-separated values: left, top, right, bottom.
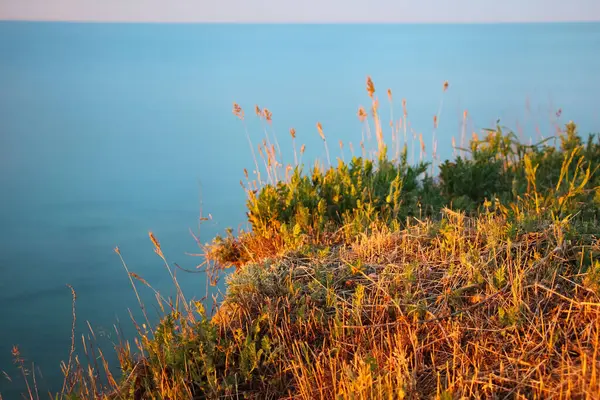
0, 22, 599, 397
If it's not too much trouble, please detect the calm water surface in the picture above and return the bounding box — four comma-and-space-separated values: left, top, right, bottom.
1, 22, 599, 397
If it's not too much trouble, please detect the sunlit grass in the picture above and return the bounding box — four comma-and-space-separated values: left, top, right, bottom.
3, 76, 600, 399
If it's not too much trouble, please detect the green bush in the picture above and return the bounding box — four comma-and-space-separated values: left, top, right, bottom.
246, 149, 433, 241
212, 122, 600, 268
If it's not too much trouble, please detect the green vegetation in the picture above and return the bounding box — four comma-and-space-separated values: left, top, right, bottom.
214, 120, 600, 270
6, 78, 600, 399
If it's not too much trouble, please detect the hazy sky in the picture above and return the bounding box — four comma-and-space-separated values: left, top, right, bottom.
1, 0, 600, 23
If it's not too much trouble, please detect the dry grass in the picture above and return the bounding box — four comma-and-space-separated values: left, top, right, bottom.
4, 76, 600, 400
211, 211, 600, 399
25, 210, 600, 399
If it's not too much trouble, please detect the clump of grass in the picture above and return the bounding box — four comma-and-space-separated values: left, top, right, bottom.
216, 80, 600, 269
55, 208, 600, 399
5, 77, 600, 400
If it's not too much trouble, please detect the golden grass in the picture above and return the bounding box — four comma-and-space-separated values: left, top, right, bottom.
4, 76, 599, 400
210, 213, 600, 399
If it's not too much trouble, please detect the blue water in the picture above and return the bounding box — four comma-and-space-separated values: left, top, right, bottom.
1, 22, 599, 397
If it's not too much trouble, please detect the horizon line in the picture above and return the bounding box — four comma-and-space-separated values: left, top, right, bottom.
2, 19, 600, 25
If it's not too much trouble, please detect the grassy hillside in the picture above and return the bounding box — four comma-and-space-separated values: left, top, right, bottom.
12, 78, 600, 399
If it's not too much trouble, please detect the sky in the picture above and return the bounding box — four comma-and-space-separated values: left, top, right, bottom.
1, 0, 600, 23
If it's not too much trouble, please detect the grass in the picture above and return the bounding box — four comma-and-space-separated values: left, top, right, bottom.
4, 77, 600, 399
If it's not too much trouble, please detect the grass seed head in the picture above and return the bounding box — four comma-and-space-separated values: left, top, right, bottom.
366, 76, 375, 99
263, 108, 273, 123
149, 232, 163, 256
358, 106, 367, 122
233, 103, 244, 120
317, 122, 325, 141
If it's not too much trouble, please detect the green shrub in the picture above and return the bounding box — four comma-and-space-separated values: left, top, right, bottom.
211, 121, 600, 269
